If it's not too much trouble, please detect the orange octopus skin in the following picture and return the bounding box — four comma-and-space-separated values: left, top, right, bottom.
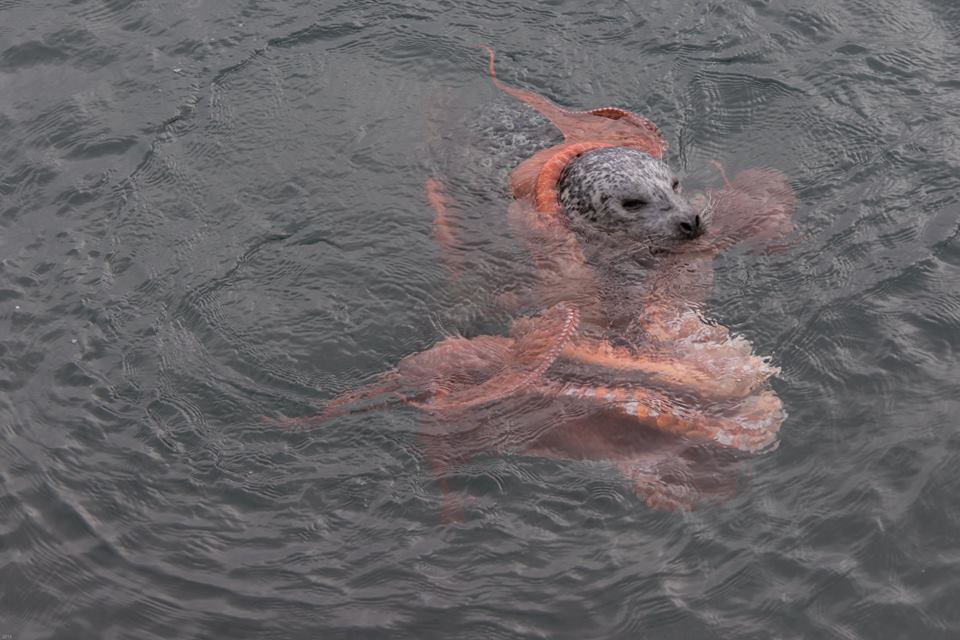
425, 177, 462, 282
535, 381, 784, 453
408, 304, 580, 413
309, 304, 580, 421
558, 336, 778, 402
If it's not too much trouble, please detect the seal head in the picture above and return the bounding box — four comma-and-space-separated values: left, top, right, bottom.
557, 147, 703, 245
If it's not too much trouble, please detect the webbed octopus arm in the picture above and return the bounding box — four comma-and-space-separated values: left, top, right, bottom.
414, 302, 580, 523
700, 167, 798, 254
615, 443, 738, 511
629, 168, 797, 339
308, 334, 515, 423
506, 199, 604, 314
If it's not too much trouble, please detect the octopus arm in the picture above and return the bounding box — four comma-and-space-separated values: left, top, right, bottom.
411, 303, 580, 412
533, 380, 783, 453
425, 177, 464, 282
505, 200, 603, 311
559, 334, 777, 400
296, 335, 514, 425
703, 168, 797, 254
482, 46, 667, 153
483, 47, 667, 151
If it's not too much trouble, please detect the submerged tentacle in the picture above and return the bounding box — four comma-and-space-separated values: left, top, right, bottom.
411, 303, 580, 412
319, 371, 406, 419
263, 371, 406, 430
425, 177, 464, 282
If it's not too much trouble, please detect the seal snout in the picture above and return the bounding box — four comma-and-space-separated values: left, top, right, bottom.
557, 147, 708, 244
676, 212, 704, 239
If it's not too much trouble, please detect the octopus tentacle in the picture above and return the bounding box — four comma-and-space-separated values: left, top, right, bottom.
480, 46, 665, 153
271, 304, 576, 425
425, 177, 464, 282
534, 379, 782, 452
480, 45, 573, 134
411, 303, 580, 412
708, 159, 732, 189
624, 465, 699, 511
559, 334, 778, 401
532, 140, 617, 215
586, 107, 663, 137
261, 371, 407, 430
319, 371, 406, 420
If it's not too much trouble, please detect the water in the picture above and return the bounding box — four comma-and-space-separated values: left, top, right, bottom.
1, 0, 959, 638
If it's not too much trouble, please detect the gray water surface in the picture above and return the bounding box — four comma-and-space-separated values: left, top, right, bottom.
1, 1, 959, 638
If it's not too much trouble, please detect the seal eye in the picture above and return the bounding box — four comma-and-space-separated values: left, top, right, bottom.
621, 198, 648, 211
671, 178, 680, 192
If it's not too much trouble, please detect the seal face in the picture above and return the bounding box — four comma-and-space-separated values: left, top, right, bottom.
557, 147, 704, 244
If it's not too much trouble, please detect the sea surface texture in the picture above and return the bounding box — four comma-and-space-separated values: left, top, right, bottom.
1, 0, 959, 638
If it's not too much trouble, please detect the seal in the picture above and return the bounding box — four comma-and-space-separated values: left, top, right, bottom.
271, 48, 797, 518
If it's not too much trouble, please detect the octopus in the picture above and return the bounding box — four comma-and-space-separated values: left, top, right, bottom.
282, 49, 796, 518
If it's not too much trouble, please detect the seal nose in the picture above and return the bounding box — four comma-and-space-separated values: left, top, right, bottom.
677, 213, 704, 239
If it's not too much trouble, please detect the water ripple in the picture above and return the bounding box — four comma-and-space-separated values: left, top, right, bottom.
1, 0, 960, 637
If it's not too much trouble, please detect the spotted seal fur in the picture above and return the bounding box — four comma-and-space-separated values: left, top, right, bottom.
558, 147, 703, 245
